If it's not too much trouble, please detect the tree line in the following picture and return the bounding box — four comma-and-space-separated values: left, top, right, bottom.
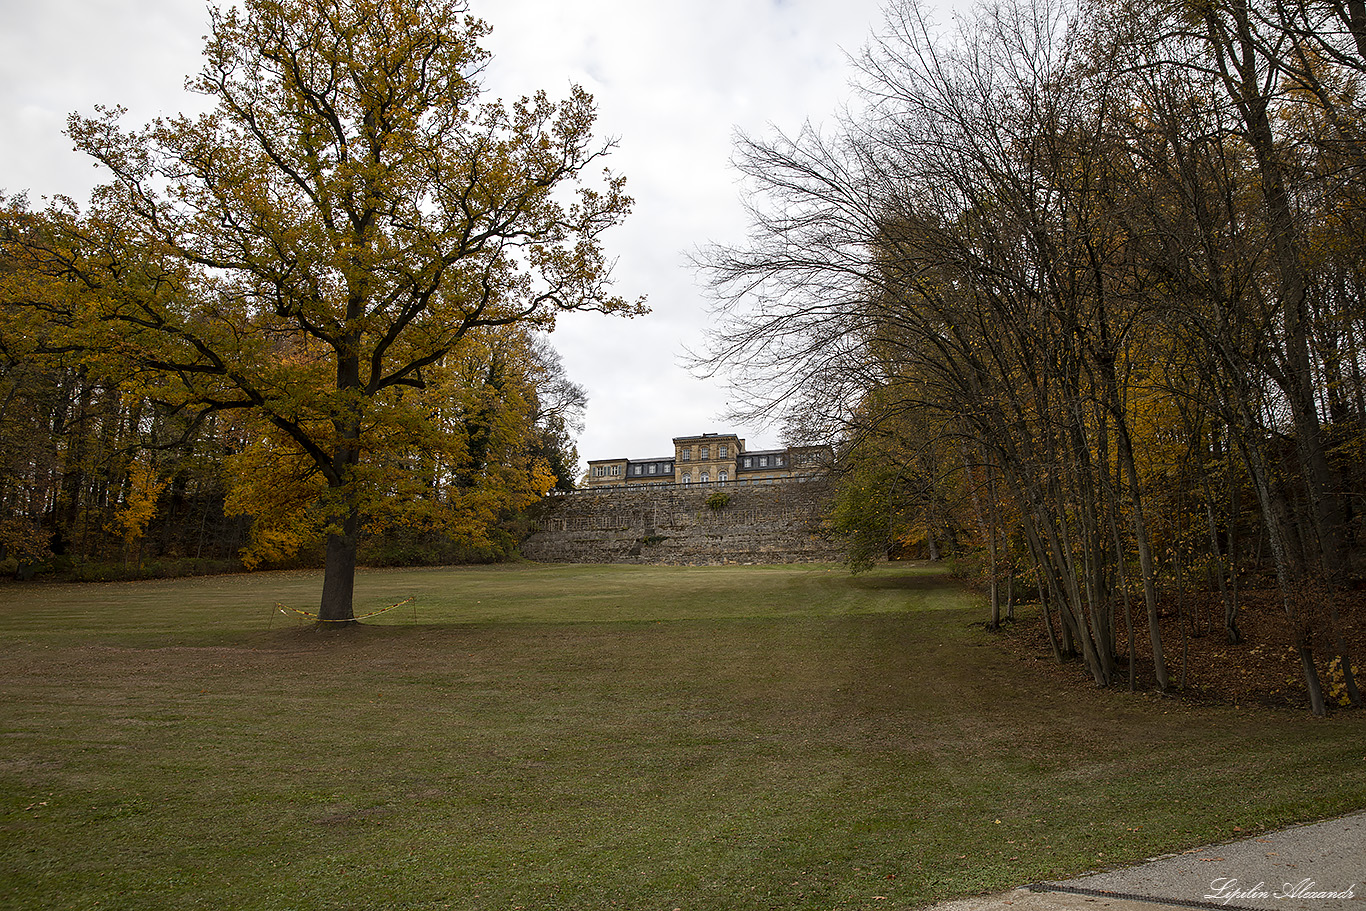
0, 292, 585, 576
701, 0, 1365, 713
0, 0, 640, 619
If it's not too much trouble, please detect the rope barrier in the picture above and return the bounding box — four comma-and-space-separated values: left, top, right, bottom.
275, 596, 415, 623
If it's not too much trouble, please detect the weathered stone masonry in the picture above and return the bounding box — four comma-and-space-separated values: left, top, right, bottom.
521, 479, 842, 564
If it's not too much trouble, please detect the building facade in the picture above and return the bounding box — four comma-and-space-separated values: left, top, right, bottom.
584, 432, 830, 488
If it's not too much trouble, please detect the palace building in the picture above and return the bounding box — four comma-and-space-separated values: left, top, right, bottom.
584, 432, 831, 488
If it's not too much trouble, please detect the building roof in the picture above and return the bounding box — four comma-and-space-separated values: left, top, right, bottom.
672, 432, 742, 443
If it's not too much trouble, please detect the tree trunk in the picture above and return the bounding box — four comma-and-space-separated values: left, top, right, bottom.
320, 329, 365, 625
1111, 389, 1169, 691
1005, 558, 1015, 622
1022, 516, 1064, 662
1239, 435, 1329, 715
1036, 481, 1108, 684
1103, 459, 1137, 692
1037, 576, 1062, 662
318, 507, 360, 623
1298, 646, 1328, 717
1199, 457, 1240, 644
1325, 597, 1363, 707
985, 457, 1006, 627
966, 449, 1000, 629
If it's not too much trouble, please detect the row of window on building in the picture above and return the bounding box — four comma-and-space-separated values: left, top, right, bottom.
680, 444, 729, 461
590, 455, 797, 479
741, 454, 784, 469
588, 467, 735, 482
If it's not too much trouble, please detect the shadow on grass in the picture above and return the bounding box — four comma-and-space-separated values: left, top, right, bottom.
846, 563, 959, 591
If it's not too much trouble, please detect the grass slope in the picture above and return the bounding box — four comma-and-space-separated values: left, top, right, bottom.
0, 563, 1362, 910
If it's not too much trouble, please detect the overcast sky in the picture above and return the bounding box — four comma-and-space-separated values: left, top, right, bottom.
0, 0, 959, 466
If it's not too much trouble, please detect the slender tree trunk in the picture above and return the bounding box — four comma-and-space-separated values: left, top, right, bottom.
1103, 458, 1138, 692
986, 507, 1000, 630
1199, 455, 1240, 643
1040, 480, 1108, 684
1227, 447, 1241, 642
966, 449, 1000, 629
1110, 389, 1169, 691
1175, 540, 1188, 689
986, 454, 1009, 624
1298, 647, 1328, 716
1239, 435, 1329, 715
1005, 543, 1016, 622
1021, 507, 1064, 663
1325, 597, 1363, 707
1078, 405, 1113, 670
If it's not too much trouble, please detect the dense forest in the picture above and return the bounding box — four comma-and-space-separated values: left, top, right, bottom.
0, 0, 637, 620
702, 0, 1366, 713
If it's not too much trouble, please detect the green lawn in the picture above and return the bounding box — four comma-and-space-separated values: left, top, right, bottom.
0, 562, 1362, 910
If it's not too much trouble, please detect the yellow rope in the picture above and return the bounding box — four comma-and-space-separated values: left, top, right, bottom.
276, 596, 415, 622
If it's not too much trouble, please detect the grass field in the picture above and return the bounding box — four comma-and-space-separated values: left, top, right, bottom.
1, 562, 1362, 910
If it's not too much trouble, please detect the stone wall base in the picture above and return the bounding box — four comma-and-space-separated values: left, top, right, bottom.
521, 480, 843, 565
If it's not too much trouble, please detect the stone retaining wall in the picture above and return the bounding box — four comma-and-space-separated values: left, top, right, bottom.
521, 479, 843, 564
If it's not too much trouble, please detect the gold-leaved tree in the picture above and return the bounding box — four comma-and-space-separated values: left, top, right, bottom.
19, 0, 642, 620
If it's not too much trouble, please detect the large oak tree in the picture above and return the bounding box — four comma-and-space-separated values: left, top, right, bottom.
19, 0, 640, 620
